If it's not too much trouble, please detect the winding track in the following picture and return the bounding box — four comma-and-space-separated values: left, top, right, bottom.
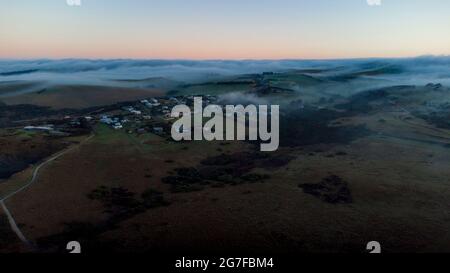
0, 134, 95, 248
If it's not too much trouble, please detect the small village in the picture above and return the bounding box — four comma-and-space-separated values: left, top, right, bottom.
21, 95, 220, 138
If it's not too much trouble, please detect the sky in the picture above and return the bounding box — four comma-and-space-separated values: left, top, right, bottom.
1, 0, 450, 60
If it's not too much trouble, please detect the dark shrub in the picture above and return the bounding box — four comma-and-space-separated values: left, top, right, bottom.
299, 175, 353, 204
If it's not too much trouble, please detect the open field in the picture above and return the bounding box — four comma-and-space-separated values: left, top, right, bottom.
0, 85, 164, 109
0, 81, 45, 97
3, 137, 450, 253
171, 82, 255, 96
0, 211, 26, 253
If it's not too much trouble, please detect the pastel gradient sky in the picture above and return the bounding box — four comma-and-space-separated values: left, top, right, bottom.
1, 0, 450, 59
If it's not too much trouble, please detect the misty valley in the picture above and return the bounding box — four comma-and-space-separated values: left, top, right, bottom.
0, 58, 450, 254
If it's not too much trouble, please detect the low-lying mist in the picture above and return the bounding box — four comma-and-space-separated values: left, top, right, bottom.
0, 56, 449, 97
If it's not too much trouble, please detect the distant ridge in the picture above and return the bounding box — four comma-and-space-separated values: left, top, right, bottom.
0, 69, 39, 76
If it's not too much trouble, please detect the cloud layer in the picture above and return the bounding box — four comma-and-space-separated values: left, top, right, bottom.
0, 56, 449, 94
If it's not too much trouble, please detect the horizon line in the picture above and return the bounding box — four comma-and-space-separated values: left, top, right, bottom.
1, 54, 449, 62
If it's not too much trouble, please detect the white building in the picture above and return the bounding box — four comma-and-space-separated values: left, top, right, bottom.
24, 126, 53, 132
